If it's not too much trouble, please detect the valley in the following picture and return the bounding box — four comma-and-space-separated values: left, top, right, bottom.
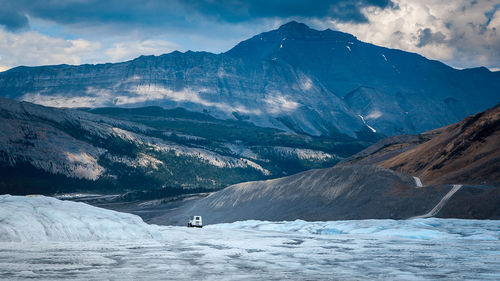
0, 10, 499, 280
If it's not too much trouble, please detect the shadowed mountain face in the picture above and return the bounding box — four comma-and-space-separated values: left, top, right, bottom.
1, 22, 499, 137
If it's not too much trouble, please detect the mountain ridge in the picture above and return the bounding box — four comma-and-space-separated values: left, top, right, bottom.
341, 103, 500, 186
0, 97, 368, 195
1, 22, 499, 138
143, 104, 500, 225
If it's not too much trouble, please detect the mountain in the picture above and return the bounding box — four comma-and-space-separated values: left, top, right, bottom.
343, 103, 500, 186
1, 21, 499, 137
134, 105, 500, 224
0, 98, 368, 195
146, 165, 499, 225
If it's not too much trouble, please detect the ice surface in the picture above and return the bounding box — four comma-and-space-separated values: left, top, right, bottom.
209, 218, 500, 241
0, 195, 499, 280
0, 195, 161, 242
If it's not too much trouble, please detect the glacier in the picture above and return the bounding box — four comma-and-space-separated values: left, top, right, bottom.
0, 195, 161, 242
209, 218, 500, 241
0, 195, 499, 280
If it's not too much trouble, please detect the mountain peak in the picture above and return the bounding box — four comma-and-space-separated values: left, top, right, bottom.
278, 21, 311, 32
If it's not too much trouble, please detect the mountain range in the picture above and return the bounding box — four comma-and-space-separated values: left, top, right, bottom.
0, 21, 499, 220
123, 103, 500, 224
0, 98, 369, 194
1, 21, 499, 138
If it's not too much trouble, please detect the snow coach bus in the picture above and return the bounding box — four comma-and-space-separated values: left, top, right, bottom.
188, 216, 203, 228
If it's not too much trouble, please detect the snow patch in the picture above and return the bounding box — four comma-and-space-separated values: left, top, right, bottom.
358, 115, 377, 133
413, 176, 423, 187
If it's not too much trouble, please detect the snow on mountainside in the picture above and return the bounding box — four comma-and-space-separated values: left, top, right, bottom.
0, 195, 161, 241
1, 22, 499, 137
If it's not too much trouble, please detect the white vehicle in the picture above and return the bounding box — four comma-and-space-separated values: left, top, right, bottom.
188, 216, 203, 228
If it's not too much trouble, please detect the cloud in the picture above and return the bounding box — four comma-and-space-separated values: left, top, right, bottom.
0, 0, 394, 32
0, 6, 28, 31
104, 40, 180, 62
0, 28, 180, 70
0, 29, 101, 69
0, 0, 497, 71
264, 94, 301, 114
182, 0, 394, 23
417, 28, 447, 48
327, 0, 500, 69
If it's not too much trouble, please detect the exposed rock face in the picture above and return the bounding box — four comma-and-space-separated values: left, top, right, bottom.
1, 22, 499, 137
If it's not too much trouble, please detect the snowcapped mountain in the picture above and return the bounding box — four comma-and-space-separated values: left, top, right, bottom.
1, 21, 498, 137
0, 98, 366, 195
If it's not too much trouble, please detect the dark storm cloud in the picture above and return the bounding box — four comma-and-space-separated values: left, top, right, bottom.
182, 0, 394, 23
0, 0, 394, 31
417, 28, 447, 47
0, 1, 29, 31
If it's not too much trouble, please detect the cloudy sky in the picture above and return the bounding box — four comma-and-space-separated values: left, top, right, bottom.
0, 0, 499, 71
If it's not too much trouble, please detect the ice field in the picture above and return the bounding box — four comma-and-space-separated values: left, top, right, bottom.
1, 195, 499, 280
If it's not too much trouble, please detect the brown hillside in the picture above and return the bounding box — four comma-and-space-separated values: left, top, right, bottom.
380, 104, 500, 185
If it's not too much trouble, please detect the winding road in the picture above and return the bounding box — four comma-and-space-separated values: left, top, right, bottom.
411, 184, 463, 219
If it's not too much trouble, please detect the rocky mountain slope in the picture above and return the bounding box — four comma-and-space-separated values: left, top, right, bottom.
148, 165, 499, 225
342, 103, 500, 186
0, 98, 369, 195
138, 105, 500, 224
1, 22, 499, 137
